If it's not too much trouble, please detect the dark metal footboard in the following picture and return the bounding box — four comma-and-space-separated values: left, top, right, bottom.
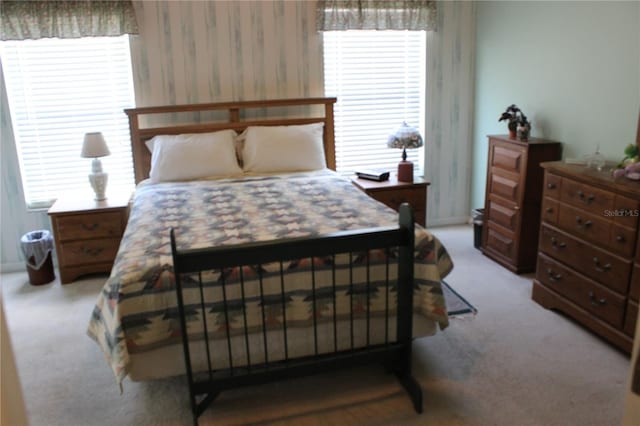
170, 204, 421, 425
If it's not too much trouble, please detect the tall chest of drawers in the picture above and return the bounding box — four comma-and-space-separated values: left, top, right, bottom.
481, 135, 562, 273
532, 162, 640, 353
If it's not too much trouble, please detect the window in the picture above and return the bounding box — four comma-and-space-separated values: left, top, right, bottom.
1, 35, 135, 209
323, 30, 426, 174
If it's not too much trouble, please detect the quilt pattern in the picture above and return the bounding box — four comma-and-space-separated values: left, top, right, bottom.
87, 171, 453, 384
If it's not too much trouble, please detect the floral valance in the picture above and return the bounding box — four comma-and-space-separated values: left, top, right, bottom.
317, 0, 437, 31
1, 1, 138, 41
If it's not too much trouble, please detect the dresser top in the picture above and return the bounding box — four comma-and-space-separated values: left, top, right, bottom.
542, 161, 640, 198
488, 134, 562, 146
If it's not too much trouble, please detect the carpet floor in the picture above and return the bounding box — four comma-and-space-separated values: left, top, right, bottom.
1, 225, 631, 426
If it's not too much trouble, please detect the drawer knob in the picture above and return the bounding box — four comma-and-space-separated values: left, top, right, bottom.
547, 183, 556, 189
575, 216, 592, 229
592, 257, 612, 272
82, 223, 99, 231
550, 237, 566, 249
615, 235, 626, 243
545, 207, 553, 213
546, 268, 562, 282
577, 190, 595, 204
588, 291, 607, 307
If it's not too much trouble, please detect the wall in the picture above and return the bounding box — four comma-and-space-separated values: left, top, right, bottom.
472, 1, 640, 209
425, 1, 476, 226
1, 0, 475, 269
1, 63, 51, 271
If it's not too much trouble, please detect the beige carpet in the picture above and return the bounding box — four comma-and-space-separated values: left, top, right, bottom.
1, 225, 630, 426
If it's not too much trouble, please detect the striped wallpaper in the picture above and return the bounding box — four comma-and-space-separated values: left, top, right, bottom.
1, 1, 475, 269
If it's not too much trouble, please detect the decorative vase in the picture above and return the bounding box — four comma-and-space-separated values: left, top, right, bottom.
517, 123, 530, 141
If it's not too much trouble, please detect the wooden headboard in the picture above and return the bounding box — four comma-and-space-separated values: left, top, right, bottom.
125, 97, 338, 184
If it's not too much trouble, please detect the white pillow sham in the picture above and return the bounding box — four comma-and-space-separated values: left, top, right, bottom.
241, 123, 326, 173
147, 130, 242, 183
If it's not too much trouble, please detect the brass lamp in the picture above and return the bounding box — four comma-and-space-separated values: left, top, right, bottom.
387, 122, 423, 183
81, 132, 110, 201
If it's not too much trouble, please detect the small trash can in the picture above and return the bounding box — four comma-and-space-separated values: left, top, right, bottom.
20, 230, 55, 286
471, 208, 484, 250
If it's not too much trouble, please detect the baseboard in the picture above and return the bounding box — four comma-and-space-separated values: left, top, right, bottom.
0, 263, 28, 273
428, 216, 469, 227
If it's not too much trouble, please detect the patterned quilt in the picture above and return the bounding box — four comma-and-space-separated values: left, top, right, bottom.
87, 170, 453, 384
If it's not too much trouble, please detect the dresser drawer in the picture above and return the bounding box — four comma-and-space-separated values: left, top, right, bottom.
612, 195, 640, 229
624, 300, 638, 336
488, 171, 521, 204
541, 197, 559, 225
58, 237, 121, 267
560, 179, 614, 215
609, 224, 637, 257
491, 142, 525, 174
630, 264, 640, 301
539, 224, 632, 294
543, 173, 562, 199
487, 196, 520, 232
55, 211, 124, 242
558, 204, 610, 247
485, 225, 516, 261
537, 253, 626, 328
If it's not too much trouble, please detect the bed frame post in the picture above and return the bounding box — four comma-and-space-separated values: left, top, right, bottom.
169, 229, 199, 425
395, 203, 423, 413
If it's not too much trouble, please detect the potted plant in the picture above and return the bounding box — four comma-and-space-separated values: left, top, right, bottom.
499, 104, 530, 141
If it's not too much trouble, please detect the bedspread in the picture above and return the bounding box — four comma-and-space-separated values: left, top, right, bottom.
87, 170, 453, 384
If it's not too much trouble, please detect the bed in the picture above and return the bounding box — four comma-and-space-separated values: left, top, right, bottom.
87, 97, 453, 422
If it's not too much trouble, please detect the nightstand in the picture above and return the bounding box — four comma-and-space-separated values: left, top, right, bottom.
351, 175, 429, 227
48, 193, 131, 284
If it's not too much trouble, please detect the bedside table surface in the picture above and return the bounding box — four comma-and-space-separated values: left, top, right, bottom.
351, 175, 429, 191
48, 191, 132, 215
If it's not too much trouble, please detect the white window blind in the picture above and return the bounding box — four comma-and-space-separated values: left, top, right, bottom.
1, 35, 135, 209
323, 30, 426, 174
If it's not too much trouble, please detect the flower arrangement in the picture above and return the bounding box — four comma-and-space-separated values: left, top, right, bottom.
613, 143, 640, 180
499, 104, 530, 140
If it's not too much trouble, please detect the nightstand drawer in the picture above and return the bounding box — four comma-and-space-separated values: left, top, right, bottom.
373, 188, 425, 212
58, 238, 121, 267
55, 212, 124, 241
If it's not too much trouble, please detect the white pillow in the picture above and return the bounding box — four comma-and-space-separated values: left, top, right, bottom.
147, 130, 242, 183
241, 123, 326, 173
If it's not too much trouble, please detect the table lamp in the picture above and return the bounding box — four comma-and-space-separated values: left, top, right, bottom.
81, 132, 110, 201
387, 122, 423, 183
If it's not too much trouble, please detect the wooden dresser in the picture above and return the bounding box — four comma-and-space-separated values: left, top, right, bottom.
532, 162, 640, 353
481, 135, 562, 273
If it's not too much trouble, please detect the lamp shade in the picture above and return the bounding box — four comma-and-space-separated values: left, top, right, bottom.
387, 122, 424, 150
81, 132, 110, 158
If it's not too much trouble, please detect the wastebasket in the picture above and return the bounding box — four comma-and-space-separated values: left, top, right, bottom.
20, 230, 55, 286
471, 208, 484, 250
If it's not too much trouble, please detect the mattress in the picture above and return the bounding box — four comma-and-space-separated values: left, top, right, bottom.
87, 170, 453, 385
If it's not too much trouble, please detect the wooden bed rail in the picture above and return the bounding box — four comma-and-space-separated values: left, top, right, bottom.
125, 97, 337, 184
170, 204, 422, 425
